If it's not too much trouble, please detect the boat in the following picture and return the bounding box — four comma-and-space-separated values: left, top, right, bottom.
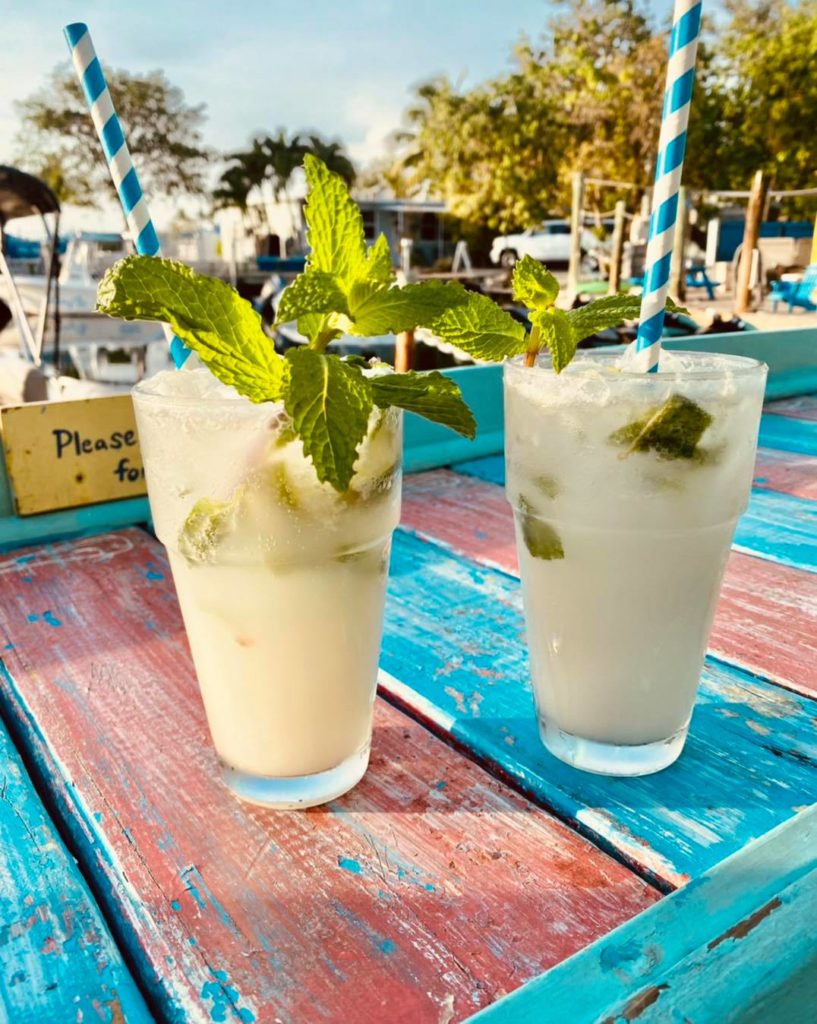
0, 166, 171, 402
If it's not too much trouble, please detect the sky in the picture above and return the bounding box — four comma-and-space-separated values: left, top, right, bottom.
0, 0, 676, 232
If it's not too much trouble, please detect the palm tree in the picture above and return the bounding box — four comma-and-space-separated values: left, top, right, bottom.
301, 135, 356, 186
213, 138, 271, 231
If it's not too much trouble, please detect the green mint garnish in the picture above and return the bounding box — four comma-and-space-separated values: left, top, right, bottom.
283, 348, 373, 492
427, 253, 687, 373
430, 289, 528, 361
97, 154, 477, 493
178, 496, 240, 565
369, 370, 476, 436
517, 497, 564, 560
513, 257, 559, 309
533, 474, 559, 499
609, 394, 713, 460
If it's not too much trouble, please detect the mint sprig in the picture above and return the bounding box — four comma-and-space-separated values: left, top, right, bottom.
422, 253, 688, 373
370, 370, 476, 437
97, 156, 478, 494
430, 290, 528, 361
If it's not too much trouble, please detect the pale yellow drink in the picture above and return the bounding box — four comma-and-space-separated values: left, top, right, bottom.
133, 368, 401, 806
504, 351, 766, 775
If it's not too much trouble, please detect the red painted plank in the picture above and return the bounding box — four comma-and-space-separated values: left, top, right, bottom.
765, 396, 817, 422
0, 529, 657, 1024
402, 471, 817, 699
754, 448, 817, 501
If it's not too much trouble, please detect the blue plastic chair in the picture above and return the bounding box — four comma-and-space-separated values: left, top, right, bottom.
769, 264, 817, 313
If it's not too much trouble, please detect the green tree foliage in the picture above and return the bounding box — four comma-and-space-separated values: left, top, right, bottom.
15, 63, 209, 208
390, 0, 817, 230
714, 0, 817, 195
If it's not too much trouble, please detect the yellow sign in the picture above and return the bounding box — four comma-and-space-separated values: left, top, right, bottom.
1, 395, 146, 515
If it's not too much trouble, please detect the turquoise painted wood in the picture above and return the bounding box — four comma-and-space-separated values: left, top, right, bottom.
453, 455, 817, 573
0, 706, 152, 1023
0, 496, 151, 553
383, 529, 817, 889
758, 412, 817, 456
663, 326, 817, 393
0, 529, 658, 1024
403, 364, 504, 473
733, 489, 817, 572
466, 804, 817, 1023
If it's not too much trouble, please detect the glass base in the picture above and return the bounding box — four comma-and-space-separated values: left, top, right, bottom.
539, 719, 688, 777
222, 743, 370, 809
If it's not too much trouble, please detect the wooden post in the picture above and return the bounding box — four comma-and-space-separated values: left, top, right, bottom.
735, 170, 767, 314
567, 171, 585, 297
669, 186, 689, 302
608, 200, 626, 295
395, 330, 414, 372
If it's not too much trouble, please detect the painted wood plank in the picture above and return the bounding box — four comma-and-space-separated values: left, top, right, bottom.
404, 364, 504, 474
0, 529, 657, 1024
758, 412, 817, 456
765, 394, 817, 422
381, 528, 817, 890
733, 488, 817, 571
467, 805, 817, 1023
662, 327, 817, 382
0, 703, 152, 1023
453, 455, 817, 573
401, 470, 817, 698
754, 448, 817, 501
0, 495, 150, 553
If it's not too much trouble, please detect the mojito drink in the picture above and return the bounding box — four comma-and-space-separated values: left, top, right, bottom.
504, 351, 766, 775
133, 368, 402, 806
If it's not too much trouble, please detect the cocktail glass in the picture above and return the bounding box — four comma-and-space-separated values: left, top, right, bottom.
504, 351, 767, 775
133, 368, 402, 807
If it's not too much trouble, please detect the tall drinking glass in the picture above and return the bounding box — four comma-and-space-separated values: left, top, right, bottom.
504, 351, 767, 775
133, 368, 402, 807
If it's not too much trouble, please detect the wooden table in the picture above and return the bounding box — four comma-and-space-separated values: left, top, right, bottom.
0, 391, 815, 1022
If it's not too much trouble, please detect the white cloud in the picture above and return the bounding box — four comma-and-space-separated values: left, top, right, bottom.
343, 90, 405, 167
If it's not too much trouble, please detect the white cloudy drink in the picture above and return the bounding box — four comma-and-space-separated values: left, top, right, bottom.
504, 352, 766, 775
133, 368, 401, 807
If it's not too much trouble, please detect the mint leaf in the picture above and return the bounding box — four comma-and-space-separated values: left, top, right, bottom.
282, 348, 374, 492
303, 154, 366, 286
609, 393, 713, 460
97, 255, 284, 402
430, 290, 527, 361
370, 370, 476, 438
297, 312, 344, 348
364, 233, 394, 283
178, 495, 240, 566
568, 295, 689, 342
517, 498, 564, 560
275, 271, 349, 327
349, 280, 469, 336
513, 256, 559, 309
530, 308, 576, 374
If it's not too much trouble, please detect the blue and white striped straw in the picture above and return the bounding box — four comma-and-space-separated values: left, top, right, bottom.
63, 22, 190, 368
633, 0, 703, 373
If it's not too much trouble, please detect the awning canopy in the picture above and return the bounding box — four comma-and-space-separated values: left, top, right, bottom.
0, 166, 60, 228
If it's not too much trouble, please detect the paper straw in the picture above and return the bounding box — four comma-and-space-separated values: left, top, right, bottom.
632, 0, 703, 373
63, 22, 190, 368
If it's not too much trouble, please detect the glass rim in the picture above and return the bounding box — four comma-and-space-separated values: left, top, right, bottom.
505, 349, 768, 382
131, 376, 284, 411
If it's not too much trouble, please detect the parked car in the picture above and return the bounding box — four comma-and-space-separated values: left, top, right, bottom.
489, 220, 602, 268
